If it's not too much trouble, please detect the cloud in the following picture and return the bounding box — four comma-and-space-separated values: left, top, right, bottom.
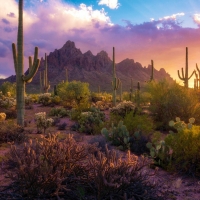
98, 0, 120, 9
7, 12, 15, 18
193, 14, 200, 27
0, 42, 9, 57
159, 13, 185, 21
2, 18, 10, 24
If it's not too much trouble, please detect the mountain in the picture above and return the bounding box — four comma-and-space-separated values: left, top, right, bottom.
0, 40, 174, 93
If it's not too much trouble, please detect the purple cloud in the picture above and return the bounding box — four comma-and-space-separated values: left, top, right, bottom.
2, 18, 10, 24
7, 12, 16, 18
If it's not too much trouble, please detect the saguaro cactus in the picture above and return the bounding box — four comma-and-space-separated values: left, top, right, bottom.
12, 0, 40, 126
43, 53, 50, 93
150, 60, 154, 81
129, 78, 133, 101
194, 70, 198, 90
195, 64, 200, 89
135, 81, 140, 107
112, 47, 120, 106
119, 79, 122, 102
177, 47, 195, 88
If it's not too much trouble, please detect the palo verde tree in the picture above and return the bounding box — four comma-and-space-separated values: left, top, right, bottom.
12, 0, 40, 126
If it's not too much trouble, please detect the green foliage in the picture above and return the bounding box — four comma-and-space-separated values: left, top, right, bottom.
78, 107, 105, 134
57, 81, 90, 110
165, 117, 200, 176
0, 81, 16, 97
123, 112, 154, 136
147, 79, 200, 130
51, 95, 61, 105
90, 92, 112, 103
101, 121, 130, 150
49, 107, 68, 118
0, 120, 26, 144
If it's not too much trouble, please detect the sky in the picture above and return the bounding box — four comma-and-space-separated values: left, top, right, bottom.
1, 0, 200, 87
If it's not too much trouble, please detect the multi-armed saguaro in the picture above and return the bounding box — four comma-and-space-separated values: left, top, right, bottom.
112, 47, 120, 106
12, 0, 40, 126
177, 47, 195, 88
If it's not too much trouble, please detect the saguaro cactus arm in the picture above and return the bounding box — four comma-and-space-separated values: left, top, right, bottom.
12, 43, 17, 74
22, 47, 40, 83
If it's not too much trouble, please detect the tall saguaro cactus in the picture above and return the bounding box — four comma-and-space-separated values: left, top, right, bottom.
112, 47, 120, 106
177, 47, 195, 88
12, 0, 40, 126
43, 53, 50, 93
129, 78, 133, 101
150, 60, 154, 81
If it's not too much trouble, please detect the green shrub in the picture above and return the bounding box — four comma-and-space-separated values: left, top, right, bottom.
49, 107, 68, 118
57, 81, 90, 110
90, 92, 112, 103
164, 117, 200, 176
0, 81, 16, 97
0, 120, 26, 144
78, 107, 105, 134
123, 112, 154, 136
147, 79, 200, 129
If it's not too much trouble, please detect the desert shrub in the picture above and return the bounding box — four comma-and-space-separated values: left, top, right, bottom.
110, 101, 135, 118
57, 80, 90, 110
164, 117, 200, 176
78, 107, 105, 134
123, 112, 154, 136
3, 133, 165, 199
101, 121, 130, 150
0, 107, 17, 119
38, 93, 52, 106
3, 133, 98, 199
87, 147, 164, 200
51, 95, 61, 105
0, 120, 26, 144
0, 81, 16, 97
146, 79, 200, 130
49, 107, 68, 118
90, 92, 112, 103
0, 96, 16, 109
34, 112, 54, 134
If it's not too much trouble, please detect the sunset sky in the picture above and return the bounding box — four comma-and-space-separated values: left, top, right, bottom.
1, 0, 200, 87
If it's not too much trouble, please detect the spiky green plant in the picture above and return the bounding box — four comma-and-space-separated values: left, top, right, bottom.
112, 47, 120, 106
177, 47, 195, 88
12, 0, 40, 126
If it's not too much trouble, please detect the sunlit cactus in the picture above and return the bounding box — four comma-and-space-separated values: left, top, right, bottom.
177, 47, 195, 88
12, 0, 40, 126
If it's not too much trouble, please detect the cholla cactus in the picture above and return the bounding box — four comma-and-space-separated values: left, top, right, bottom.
110, 100, 135, 118
0, 112, 6, 121
34, 112, 54, 134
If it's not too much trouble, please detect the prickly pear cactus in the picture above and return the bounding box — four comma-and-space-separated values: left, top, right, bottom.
101, 121, 130, 150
